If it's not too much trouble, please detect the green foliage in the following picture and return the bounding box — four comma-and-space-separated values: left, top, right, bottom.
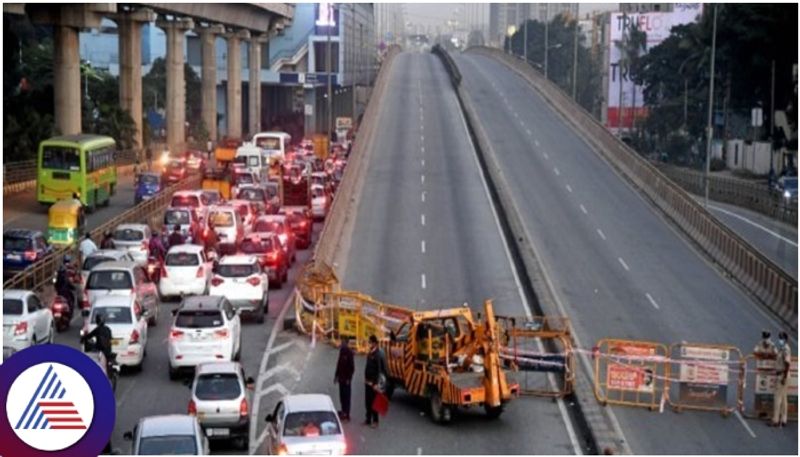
143, 57, 203, 120
81, 67, 137, 150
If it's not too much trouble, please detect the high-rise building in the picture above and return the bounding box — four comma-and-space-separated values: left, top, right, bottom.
619, 3, 673, 13
489, 3, 579, 46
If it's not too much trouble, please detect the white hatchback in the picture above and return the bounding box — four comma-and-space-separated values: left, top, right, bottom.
209, 255, 268, 323
84, 295, 148, 369
207, 206, 245, 254
112, 224, 152, 265
265, 394, 347, 455
159, 245, 213, 299
3, 289, 54, 353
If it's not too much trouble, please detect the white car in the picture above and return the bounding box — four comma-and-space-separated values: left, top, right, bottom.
3, 289, 54, 352
207, 206, 245, 254
124, 414, 209, 455
310, 184, 330, 220
159, 245, 213, 299
167, 296, 242, 380
84, 261, 159, 326
265, 394, 347, 455
209, 255, 268, 323
172, 190, 211, 220
84, 295, 148, 370
81, 249, 135, 287
112, 223, 152, 265
227, 199, 258, 230
189, 362, 254, 449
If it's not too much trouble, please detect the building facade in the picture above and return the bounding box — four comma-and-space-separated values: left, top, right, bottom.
489, 3, 579, 46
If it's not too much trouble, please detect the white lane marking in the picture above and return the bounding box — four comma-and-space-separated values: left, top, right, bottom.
421, 159, 425, 167
421, 274, 427, 289
420, 134, 424, 142
421, 192, 426, 202
526, 128, 532, 136
417, 447, 423, 455
534, 140, 540, 147
597, 228, 607, 240
421, 214, 426, 226
554, 167, 560, 176
421, 146, 425, 154
580, 204, 588, 215
513, 111, 519, 118
618, 257, 630, 271
421, 240, 426, 254
707, 203, 798, 247
735, 410, 757, 438
455, 96, 583, 455
543, 152, 549, 160
566, 184, 573, 193
645, 293, 660, 310
421, 174, 425, 184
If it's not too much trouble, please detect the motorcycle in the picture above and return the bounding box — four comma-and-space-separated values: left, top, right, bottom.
81, 330, 120, 393
50, 295, 73, 332
146, 255, 163, 284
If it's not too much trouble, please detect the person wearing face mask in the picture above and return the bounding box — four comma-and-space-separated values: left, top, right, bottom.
770, 331, 791, 427
754, 330, 777, 356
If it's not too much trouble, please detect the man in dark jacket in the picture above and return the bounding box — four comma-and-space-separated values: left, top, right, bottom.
334, 337, 355, 422
167, 224, 185, 248
363, 335, 386, 428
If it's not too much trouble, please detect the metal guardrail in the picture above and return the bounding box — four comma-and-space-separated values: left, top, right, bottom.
469, 46, 797, 330
654, 163, 797, 226
2, 174, 200, 294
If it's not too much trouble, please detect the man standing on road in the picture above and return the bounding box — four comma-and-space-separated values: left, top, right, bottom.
79, 232, 98, 261
363, 335, 386, 428
754, 330, 777, 356
334, 337, 355, 422
770, 331, 792, 427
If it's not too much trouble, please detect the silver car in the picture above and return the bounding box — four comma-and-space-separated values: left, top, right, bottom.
187, 362, 254, 450
124, 414, 209, 455
265, 394, 347, 455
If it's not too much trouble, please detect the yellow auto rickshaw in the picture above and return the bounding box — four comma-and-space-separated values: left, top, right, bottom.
202, 167, 232, 200
48, 199, 86, 245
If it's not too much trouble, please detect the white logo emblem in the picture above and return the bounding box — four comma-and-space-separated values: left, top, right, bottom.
5, 363, 95, 451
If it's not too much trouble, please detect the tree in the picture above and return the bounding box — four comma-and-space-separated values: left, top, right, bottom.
142, 57, 203, 121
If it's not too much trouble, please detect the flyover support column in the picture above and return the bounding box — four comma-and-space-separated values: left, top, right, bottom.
157, 16, 194, 155
117, 8, 156, 151
248, 34, 268, 136
225, 29, 250, 139
199, 24, 225, 143
53, 25, 81, 135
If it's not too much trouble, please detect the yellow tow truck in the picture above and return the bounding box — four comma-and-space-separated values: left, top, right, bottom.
381, 299, 519, 423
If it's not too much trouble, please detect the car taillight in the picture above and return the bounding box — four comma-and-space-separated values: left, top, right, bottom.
247, 276, 261, 286
239, 398, 248, 417
299, 221, 308, 228
23, 250, 37, 261
13, 321, 28, 336
188, 399, 196, 415
130, 329, 140, 344
267, 251, 279, 262
211, 276, 224, 287
196, 266, 204, 278
170, 329, 184, 340
214, 329, 229, 339
277, 444, 289, 456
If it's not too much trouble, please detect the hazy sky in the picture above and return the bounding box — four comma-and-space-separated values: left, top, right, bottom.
402, 3, 619, 28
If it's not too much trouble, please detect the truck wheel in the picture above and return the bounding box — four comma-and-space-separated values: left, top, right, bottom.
429, 388, 449, 424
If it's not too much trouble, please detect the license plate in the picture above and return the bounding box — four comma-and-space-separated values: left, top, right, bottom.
6, 254, 20, 261
207, 428, 229, 437
111, 339, 122, 347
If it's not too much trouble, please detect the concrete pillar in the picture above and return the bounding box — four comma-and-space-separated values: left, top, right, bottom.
199, 24, 225, 142
53, 25, 81, 135
225, 29, 250, 139
116, 9, 156, 150
248, 34, 268, 136
157, 17, 194, 154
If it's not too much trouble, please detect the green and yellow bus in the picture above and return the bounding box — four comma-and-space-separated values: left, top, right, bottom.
36, 134, 118, 210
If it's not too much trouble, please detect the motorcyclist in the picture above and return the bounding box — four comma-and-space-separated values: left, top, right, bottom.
148, 230, 166, 262
203, 219, 219, 254
81, 313, 115, 371
54, 257, 76, 311
100, 230, 115, 249
167, 224, 185, 248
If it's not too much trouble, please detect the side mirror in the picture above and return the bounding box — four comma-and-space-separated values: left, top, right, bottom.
123, 431, 133, 441
265, 414, 273, 423
81, 309, 90, 318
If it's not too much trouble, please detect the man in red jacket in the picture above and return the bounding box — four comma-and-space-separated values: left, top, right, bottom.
334, 337, 355, 422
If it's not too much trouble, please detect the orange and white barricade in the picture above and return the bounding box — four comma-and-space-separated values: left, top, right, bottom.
668, 343, 743, 416
593, 339, 670, 411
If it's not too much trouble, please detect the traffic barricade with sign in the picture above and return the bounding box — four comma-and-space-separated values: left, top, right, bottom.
495, 316, 574, 397
594, 339, 670, 411
668, 343, 743, 416
742, 354, 798, 421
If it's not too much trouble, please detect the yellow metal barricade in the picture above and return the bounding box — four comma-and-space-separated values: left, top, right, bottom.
668, 343, 743, 416
495, 316, 574, 397
742, 354, 798, 421
594, 338, 669, 411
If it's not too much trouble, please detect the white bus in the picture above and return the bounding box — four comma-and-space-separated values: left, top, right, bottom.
252, 132, 291, 162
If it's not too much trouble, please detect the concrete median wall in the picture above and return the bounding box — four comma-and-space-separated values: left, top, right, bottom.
468, 46, 797, 331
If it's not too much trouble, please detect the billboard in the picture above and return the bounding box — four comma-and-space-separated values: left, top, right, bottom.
607, 4, 703, 132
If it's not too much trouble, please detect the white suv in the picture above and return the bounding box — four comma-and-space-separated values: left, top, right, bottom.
3, 289, 54, 352
112, 224, 152, 265
84, 295, 149, 370
207, 206, 244, 255
84, 261, 159, 326
188, 362, 254, 449
167, 296, 242, 380
159, 245, 213, 299
209, 255, 268, 323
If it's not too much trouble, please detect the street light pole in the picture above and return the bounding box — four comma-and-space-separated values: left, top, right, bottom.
523, 17, 528, 62
704, 4, 718, 208
572, 20, 578, 99
351, 5, 357, 119
544, 5, 549, 79
326, 7, 333, 138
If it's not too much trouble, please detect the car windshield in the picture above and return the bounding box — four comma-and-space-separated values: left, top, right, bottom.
195, 373, 241, 400
312, 187, 324, 198
91, 306, 133, 324
254, 221, 281, 233
283, 411, 341, 437
235, 174, 254, 185
165, 211, 191, 225
256, 137, 280, 150
217, 263, 258, 278
241, 239, 273, 254
172, 195, 199, 208
42, 146, 81, 171
202, 192, 221, 204
175, 310, 223, 328
3, 299, 23, 315
87, 270, 133, 290
209, 211, 234, 227
4, 236, 32, 251
139, 175, 160, 186
114, 228, 144, 241
166, 252, 200, 267
238, 188, 265, 201
82, 256, 114, 272
138, 436, 198, 455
